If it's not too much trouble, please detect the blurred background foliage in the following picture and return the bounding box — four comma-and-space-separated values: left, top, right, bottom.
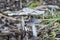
27, 0, 60, 8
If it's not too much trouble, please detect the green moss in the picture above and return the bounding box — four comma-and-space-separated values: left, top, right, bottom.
40, 20, 53, 24
56, 19, 60, 23
44, 15, 53, 19
25, 0, 28, 3
29, 2, 39, 8
34, 15, 40, 19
